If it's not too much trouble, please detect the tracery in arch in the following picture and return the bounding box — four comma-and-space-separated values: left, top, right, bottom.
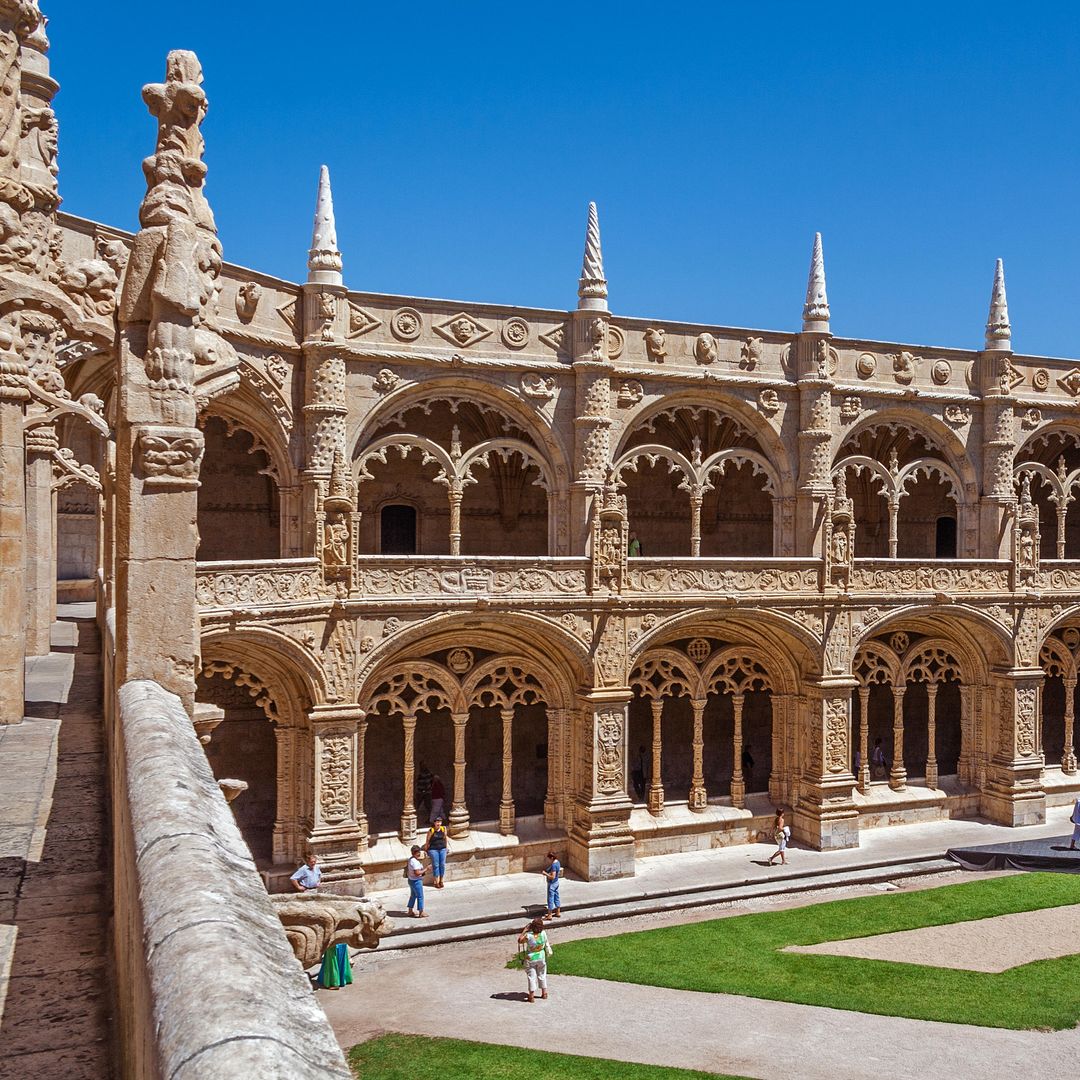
1014, 428, 1080, 559
354, 399, 554, 556
834, 423, 963, 559
1038, 626, 1080, 772
615, 405, 779, 557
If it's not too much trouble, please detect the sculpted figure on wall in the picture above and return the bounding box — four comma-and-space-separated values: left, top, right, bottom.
271, 894, 391, 968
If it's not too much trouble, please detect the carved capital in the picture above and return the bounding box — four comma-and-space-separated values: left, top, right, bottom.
135, 423, 204, 490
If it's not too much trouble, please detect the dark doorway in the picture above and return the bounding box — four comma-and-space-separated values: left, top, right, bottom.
935, 517, 957, 559
381, 504, 417, 554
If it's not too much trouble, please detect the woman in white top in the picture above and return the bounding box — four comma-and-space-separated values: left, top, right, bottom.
406, 844, 428, 917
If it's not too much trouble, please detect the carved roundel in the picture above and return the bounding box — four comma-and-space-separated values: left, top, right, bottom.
856, 353, 877, 379
391, 307, 423, 342
889, 631, 910, 655
607, 324, 625, 360
447, 647, 474, 674
502, 318, 530, 350
931, 360, 952, 385
1032, 368, 1050, 392
686, 638, 711, 664
1062, 627, 1080, 651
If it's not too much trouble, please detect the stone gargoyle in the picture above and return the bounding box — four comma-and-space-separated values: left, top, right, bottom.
270, 892, 392, 969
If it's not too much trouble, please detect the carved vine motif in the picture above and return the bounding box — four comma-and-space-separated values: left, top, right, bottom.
824, 698, 848, 773
323, 618, 356, 704
319, 735, 352, 823
596, 708, 624, 794
195, 564, 324, 607
1015, 686, 1037, 756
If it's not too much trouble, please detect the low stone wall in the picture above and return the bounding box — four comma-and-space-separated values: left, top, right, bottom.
111, 677, 350, 1079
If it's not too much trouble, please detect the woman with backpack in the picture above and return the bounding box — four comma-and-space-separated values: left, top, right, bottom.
425, 816, 450, 888
767, 808, 790, 866
516, 917, 552, 1003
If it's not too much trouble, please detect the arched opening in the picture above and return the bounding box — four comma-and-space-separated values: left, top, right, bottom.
459, 457, 548, 556
380, 503, 418, 555
1038, 629, 1080, 773
56, 480, 97, 586
197, 415, 280, 561
617, 405, 776, 558
1014, 430, 1080, 560
195, 672, 278, 864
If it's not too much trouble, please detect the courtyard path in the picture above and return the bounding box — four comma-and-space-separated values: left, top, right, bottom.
0, 608, 113, 1079
320, 878, 1080, 1080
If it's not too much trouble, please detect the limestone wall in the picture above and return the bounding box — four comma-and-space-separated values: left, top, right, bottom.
109, 673, 349, 1079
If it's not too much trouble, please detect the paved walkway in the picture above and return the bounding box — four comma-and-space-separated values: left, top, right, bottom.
366, 807, 1078, 943
0, 608, 114, 1079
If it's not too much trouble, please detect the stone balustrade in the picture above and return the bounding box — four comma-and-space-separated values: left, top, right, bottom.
847, 559, 1013, 595
109, 674, 350, 1079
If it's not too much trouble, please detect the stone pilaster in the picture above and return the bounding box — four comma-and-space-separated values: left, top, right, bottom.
567, 690, 635, 881
795, 337, 834, 558
0, 343, 28, 724
981, 670, 1046, 827
307, 702, 365, 893
23, 421, 55, 655
792, 679, 860, 850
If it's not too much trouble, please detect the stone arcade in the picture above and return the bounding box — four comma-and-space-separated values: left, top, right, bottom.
4, 13, 1080, 907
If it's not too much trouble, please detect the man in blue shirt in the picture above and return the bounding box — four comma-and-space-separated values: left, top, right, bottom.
543, 851, 561, 920
290, 853, 322, 892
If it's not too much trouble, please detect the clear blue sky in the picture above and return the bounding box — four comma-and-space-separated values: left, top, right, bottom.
47, 2, 1080, 357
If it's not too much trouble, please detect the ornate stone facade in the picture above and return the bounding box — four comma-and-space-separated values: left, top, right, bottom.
4, 17, 1080, 894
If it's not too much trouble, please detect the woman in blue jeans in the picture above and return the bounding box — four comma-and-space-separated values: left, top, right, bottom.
406, 845, 427, 917
424, 817, 450, 888
543, 850, 561, 920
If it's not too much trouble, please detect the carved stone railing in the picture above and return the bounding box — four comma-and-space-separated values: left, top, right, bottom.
356, 556, 589, 598
1029, 562, 1080, 591
624, 558, 821, 597
196, 557, 323, 608
848, 559, 1012, 595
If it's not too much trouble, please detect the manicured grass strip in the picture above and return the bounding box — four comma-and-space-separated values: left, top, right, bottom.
348, 1034, 751, 1079
548, 873, 1080, 1030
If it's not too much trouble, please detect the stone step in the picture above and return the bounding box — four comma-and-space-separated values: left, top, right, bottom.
372, 854, 957, 952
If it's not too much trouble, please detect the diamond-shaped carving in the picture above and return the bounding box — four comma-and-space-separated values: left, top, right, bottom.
1058, 370, 1080, 397
538, 322, 568, 355
276, 297, 297, 332
346, 303, 381, 340
433, 311, 492, 349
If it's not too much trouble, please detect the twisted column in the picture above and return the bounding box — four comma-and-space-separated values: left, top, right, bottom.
1064, 678, 1077, 775
731, 694, 746, 808
648, 698, 664, 815
449, 711, 470, 837
399, 714, 417, 842
688, 698, 706, 810
499, 707, 515, 835
926, 684, 939, 789
857, 687, 871, 793
890, 686, 907, 790
356, 718, 369, 845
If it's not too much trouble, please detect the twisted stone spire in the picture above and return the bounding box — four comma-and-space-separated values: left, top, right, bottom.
577, 200, 608, 311
802, 231, 830, 332
307, 164, 342, 286
984, 258, 1011, 351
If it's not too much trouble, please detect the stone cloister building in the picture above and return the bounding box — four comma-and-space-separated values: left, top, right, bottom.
4, 7, 1080, 901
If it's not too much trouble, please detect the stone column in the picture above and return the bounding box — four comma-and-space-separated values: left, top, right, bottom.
0, 346, 28, 725
794, 331, 834, 559
688, 697, 707, 810
730, 694, 746, 809
647, 697, 664, 815
982, 670, 1046, 827
307, 703, 365, 893
689, 491, 703, 558
448, 710, 470, 838
543, 706, 562, 827
857, 686, 871, 793
1064, 678, 1077, 775
399, 713, 417, 842
925, 683, 939, 789
979, 384, 1016, 560
356, 716, 369, 845
448, 482, 463, 556
793, 681, 859, 850
567, 690, 635, 880
272, 725, 294, 863
890, 685, 907, 790
769, 691, 787, 804
23, 424, 56, 655
499, 706, 515, 835
958, 684, 974, 785
887, 497, 900, 560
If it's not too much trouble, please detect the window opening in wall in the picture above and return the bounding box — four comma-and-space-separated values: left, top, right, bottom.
935, 516, 957, 559
381, 504, 417, 554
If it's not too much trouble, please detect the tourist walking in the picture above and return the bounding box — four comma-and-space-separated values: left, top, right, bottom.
290, 853, 321, 892
517, 917, 552, 1003
768, 809, 790, 866
871, 738, 888, 780
429, 773, 446, 823
543, 851, 561, 919
1070, 796, 1080, 850
425, 816, 450, 887
406, 845, 428, 917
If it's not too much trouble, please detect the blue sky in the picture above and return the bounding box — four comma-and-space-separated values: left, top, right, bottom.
47, 2, 1080, 356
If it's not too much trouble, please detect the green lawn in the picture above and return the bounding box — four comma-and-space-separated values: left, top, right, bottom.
348, 1034, 750, 1079
547, 873, 1080, 1029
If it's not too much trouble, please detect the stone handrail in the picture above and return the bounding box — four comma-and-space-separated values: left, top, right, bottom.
356, 555, 589, 597
848, 559, 1012, 594
624, 558, 821, 596
195, 557, 323, 608
110, 677, 350, 1079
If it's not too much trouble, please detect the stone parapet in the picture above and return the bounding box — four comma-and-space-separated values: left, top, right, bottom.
111, 678, 349, 1080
